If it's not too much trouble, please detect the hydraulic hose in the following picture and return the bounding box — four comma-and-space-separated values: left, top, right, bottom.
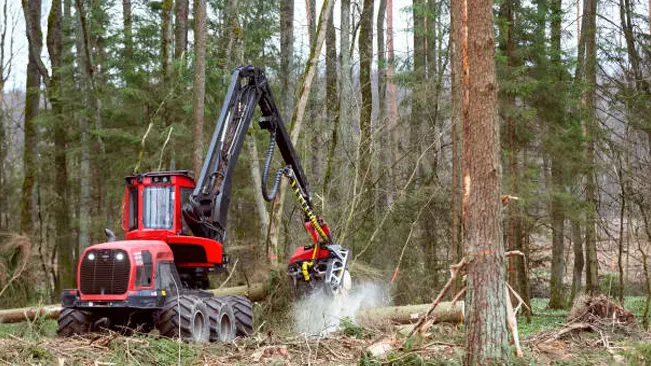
261, 132, 286, 201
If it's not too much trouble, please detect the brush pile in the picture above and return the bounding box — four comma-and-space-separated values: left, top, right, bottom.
567, 295, 636, 331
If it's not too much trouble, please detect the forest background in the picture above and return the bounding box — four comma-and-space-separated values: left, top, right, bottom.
1, 0, 651, 326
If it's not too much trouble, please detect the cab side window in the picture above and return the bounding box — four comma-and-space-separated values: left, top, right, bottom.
156, 262, 181, 294
135, 251, 153, 287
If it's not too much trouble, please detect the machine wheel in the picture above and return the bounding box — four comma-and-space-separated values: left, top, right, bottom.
156, 295, 210, 343
57, 308, 93, 337
205, 297, 237, 342
224, 295, 254, 337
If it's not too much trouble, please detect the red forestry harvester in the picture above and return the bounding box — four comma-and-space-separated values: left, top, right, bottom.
57, 66, 351, 342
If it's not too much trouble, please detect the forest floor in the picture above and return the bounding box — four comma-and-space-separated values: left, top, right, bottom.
0, 297, 650, 365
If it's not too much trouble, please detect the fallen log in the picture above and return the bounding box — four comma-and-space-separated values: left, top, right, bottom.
207, 282, 268, 301
356, 301, 464, 327
0, 305, 62, 324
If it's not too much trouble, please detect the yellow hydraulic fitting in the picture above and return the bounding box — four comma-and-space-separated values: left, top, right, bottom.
302, 261, 313, 281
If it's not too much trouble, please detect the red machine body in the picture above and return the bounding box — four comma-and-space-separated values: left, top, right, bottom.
76, 240, 173, 302
121, 171, 223, 269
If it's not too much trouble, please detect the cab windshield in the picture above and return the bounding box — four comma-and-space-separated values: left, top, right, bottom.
143, 186, 175, 229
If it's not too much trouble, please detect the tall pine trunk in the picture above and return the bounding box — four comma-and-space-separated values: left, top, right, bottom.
358, 0, 374, 212
192, 0, 207, 176
48, 0, 73, 292
279, 0, 294, 123
462, 0, 509, 361
322, 6, 339, 194
582, 0, 600, 295
174, 0, 188, 59
20, 0, 42, 237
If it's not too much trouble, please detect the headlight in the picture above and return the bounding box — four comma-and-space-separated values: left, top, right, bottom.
88, 253, 95, 261
116, 253, 125, 261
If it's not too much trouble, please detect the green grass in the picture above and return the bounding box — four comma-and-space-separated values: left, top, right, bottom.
518, 298, 567, 338
0, 318, 57, 339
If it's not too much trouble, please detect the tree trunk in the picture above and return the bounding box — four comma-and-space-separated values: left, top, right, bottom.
462, 0, 509, 361
20, 0, 42, 238
279, 0, 294, 123
549, 162, 566, 309
340, 0, 354, 163
322, 5, 339, 194
161, 0, 173, 83
47, 0, 73, 292
123, 0, 132, 53
569, 219, 584, 305
75, 3, 91, 255
192, 0, 207, 176
410, 0, 426, 184
358, 0, 374, 211
548, 0, 567, 310
375, 0, 390, 207
582, 0, 599, 296
377, 0, 387, 120
246, 137, 269, 248
267, 0, 334, 265
308, 0, 316, 43
174, 0, 188, 59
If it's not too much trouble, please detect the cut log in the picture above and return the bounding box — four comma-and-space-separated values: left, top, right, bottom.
207, 282, 268, 302
0, 305, 62, 324
356, 301, 464, 327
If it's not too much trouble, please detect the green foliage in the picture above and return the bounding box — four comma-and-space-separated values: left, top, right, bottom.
341, 316, 365, 338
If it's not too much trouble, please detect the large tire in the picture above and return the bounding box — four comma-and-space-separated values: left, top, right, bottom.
156, 295, 210, 343
205, 297, 237, 342
57, 308, 93, 337
224, 295, 254, 337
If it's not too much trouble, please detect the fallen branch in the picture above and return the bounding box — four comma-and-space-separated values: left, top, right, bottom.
505, 286, 523, 358
407, 257, 467, 338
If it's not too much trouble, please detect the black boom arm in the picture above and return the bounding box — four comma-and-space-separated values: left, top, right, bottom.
182, 65, 324, 244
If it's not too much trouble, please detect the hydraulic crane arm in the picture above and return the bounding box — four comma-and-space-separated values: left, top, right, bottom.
182, 65, 325, 244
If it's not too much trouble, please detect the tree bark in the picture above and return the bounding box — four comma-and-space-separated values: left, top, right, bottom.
340, 0, 352, 149
410, 0, 426, 184
20, 0, 41, 238
174, 0, 188, 59
358, 0, 374, 210
123, 0, 132, 54
192, 0, 207, 176
549, 161, 566, 308
377, 0, 387, 120
356, 302, 465, 327
279, 0, 294, 123
161, 0, 173, 83
322, 5, 339, 194
582, 0, 599, 295
548, 0, 568, 310
308, 0, 316, 44
75, 2, 91, 255
462, 0, 509, 361
569, 219, 584, 305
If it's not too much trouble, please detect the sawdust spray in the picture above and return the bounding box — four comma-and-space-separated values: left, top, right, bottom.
292, 282, 390, 336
